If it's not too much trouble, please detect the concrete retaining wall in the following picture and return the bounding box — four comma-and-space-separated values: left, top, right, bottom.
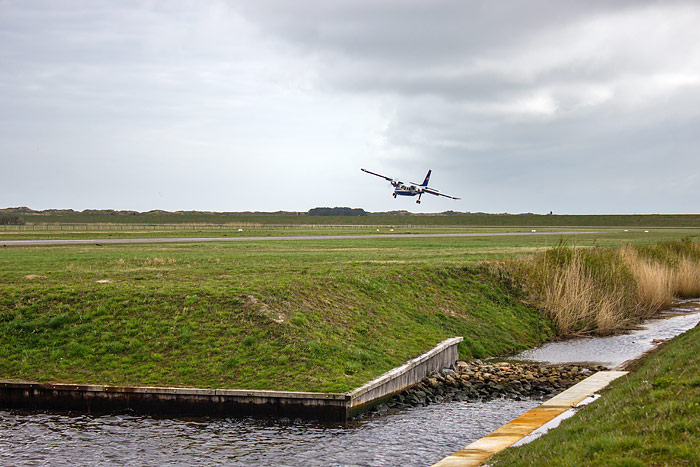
347, 337, 463, 416
0, 381, 350, 420
0, 337, 462, 421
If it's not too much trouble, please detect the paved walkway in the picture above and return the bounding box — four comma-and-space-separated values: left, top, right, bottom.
1, 231, 597, 247
431, 370, 628, 466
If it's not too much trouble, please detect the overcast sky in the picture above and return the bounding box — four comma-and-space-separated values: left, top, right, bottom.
2, 0, 699, 213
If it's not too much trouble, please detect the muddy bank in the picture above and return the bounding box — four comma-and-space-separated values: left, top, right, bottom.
369, 360, 605, 414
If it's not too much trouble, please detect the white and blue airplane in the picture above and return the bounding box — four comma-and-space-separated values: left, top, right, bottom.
361, 168, 461, 204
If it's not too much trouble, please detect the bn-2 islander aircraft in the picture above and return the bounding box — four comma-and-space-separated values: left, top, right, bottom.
361, 168, 461, 204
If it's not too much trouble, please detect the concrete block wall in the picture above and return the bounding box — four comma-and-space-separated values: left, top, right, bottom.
348, 337, 463, 414
0, 337, 463, 421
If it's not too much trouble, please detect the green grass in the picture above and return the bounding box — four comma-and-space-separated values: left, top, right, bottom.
1, 235, 559, 392
10, 211, 700, 227
491, 324, 700, 466
0, 252, 552, 391
0, 224, 589, 241
1, 228, 699, 393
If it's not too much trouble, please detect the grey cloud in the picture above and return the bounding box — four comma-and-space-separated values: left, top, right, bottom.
239, 1, 636, 62
2, 0, 699, 213
238, 0, 700, 114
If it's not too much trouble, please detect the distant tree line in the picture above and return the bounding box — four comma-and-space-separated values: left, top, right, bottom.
0, 213, 25, 225
307, 207, 368, 216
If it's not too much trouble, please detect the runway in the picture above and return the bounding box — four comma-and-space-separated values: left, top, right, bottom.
1, 231, 596, 247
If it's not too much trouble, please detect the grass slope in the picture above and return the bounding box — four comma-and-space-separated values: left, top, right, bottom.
492, 324, 700, 466
0, 237, 558, 392
2, 231, 699, 394
0, 264, 552, 392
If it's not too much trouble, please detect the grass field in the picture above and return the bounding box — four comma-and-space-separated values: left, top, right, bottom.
0, 225, 592, 241
491, 324, 700, 466
2, 222, 699, 243
2, 226, 700, 393
8, 211, 700, 227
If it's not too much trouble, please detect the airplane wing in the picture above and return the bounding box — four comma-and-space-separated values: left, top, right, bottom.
423, 187, 461, 200
361, 168, 401, 185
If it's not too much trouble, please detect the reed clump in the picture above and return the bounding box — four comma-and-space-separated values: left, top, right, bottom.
504, 238, 700, 336
673, 257, 700, 297
630, 237, 700, 300
618, 245, 673, 316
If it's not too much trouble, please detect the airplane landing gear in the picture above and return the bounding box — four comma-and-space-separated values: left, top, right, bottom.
416, 200, 421, 204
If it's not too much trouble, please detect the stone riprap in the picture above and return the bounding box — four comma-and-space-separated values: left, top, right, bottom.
368, 360, 606, 413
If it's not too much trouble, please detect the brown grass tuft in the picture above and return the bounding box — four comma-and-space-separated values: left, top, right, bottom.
672, 257, 700, 298
619, 246, 673, 316
505, 239, 700, 336
537, 251, 627, 335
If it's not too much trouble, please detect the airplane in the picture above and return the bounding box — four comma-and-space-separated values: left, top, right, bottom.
361, 168, 461, 204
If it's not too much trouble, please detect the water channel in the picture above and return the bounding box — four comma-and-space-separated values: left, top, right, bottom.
2, 301, 699, 467
513, 299, 700, 368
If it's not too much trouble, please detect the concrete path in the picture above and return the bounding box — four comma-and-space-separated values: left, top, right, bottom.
1, 231, 597, 247
431, 370, 628, 467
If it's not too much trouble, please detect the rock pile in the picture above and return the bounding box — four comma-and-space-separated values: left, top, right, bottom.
371, 360, 606, 413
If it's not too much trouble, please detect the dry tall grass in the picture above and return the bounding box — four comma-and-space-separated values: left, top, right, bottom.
673, 257, 700, 297
620, 244, 700, 311
538, 252, 626, 334
619, 246, 673, 316
504, 239, 700, 336
508, 246, 635, 335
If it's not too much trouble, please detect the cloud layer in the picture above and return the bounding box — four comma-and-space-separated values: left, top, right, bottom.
2, 1, 699, 213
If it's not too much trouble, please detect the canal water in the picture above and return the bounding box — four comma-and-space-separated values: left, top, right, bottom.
2, 301, 698, 467
0, 398, 541, 466
513, 299, 700, 368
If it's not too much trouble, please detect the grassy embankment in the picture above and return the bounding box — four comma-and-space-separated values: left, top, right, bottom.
491, 323, 700, 466
1, 228, 700, 393
1, 234, 560, 393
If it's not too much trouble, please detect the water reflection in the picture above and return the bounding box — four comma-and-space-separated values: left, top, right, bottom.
513, 300, 700, 368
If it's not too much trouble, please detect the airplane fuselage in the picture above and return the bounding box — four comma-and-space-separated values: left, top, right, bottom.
393, 185, 419, 197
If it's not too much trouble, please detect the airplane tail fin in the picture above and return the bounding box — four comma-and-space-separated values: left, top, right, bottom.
420, 170, 432, 186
